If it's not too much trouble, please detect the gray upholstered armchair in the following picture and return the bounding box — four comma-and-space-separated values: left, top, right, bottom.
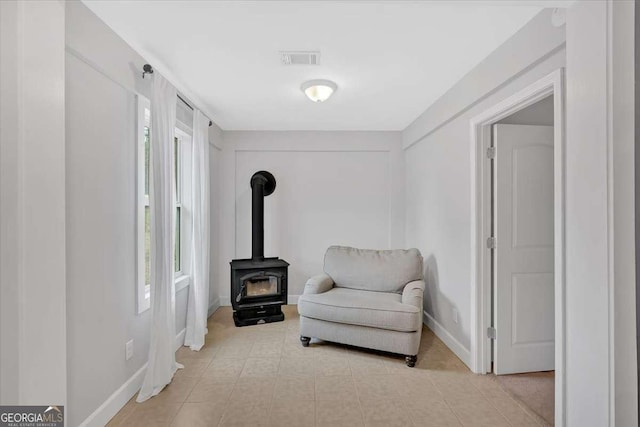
297, 246, 425, 367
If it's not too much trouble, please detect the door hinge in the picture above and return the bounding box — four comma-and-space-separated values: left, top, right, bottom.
486, 146, 496, 159
487, 327, 496, 340
486, 236, 496, 249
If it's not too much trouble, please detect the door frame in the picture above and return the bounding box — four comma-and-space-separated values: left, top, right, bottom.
469, 69, 565, 423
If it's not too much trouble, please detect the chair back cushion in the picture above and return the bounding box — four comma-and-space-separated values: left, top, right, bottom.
323, 246, 423, 293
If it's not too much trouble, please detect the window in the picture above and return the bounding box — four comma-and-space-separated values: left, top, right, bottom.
137, 96, 151, 313
173, 129, 193, 278
137, 95, 192, 314
174, 135, 182, 274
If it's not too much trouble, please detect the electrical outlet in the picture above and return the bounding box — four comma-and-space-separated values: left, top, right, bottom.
125, 340, 134, 360
452, 308, 459, 324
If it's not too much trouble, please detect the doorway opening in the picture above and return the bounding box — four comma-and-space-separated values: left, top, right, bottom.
490, 95, 555, 425
469, 69, 565, 425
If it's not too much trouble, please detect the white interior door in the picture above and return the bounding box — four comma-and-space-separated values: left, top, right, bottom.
493, 124, 554, 375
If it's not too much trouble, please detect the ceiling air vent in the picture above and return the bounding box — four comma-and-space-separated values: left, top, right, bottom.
280, 51, 320, 66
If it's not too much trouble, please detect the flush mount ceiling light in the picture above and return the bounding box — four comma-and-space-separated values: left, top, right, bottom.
301, 79, 337, 103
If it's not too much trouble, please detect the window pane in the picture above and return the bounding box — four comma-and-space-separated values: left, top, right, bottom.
175, 206, 181, 272
174, 136, 180, 202
144, 127, 150, 197
145, 205, 150, 285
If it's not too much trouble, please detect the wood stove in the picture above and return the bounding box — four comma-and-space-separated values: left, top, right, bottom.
230, 171, 289, 326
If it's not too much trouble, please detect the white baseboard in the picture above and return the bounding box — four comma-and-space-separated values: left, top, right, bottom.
175, 328, 185, 351
423, 310, 471, 368
80, 328, 187, 427
219, 294, 300, 306
288, 294, 300, 304
208, 297, 220, 317
78, 363, 147, 427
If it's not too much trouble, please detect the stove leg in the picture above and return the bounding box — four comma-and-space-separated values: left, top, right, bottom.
300, 336, 310, 347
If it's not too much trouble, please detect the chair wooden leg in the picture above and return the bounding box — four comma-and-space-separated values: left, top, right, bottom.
405, 355, 417, 367
300, 336, 310, 347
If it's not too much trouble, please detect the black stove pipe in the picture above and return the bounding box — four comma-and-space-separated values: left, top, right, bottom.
250, 171, 276, 261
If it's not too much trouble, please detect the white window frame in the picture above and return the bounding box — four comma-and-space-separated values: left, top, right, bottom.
174, 127, 193, 294
137, 95, 192, 314
174, 133, 183, 277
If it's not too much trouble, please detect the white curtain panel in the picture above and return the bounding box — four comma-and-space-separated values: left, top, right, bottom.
184, 109, 210, 351
137, 74, 183, 402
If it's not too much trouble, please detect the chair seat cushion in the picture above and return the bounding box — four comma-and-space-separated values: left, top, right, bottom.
297, 288, 421, 332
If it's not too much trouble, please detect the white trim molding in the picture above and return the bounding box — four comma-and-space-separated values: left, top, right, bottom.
78, 364, 147, 427
288, 295, 301, 305
175, 328, 186, 350
175, 275, 191, 294
0, 0, 68, 404
423, 311, 471, 368
469, 69, 565, 424
208, 297, 221, 317
79, 327, 187, 427
80, 363, 147, 427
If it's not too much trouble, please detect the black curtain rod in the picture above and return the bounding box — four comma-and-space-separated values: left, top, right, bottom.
177, 94, 193, 111
143, 64, 213, 127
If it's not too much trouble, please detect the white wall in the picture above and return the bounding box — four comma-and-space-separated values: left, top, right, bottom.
402, 2, 637, 423
402, 9, 565, 364
65, 4, 151, 425
0, 0, 67, 406
65, 2, 223, 425
209, 124, 224, 313
565, 0, 637, 425
217, 131, 404, 303
403, 10, 565, 150
65, 47, 150, 427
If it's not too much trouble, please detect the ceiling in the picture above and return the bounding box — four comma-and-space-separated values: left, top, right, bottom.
82, 1, 565, 131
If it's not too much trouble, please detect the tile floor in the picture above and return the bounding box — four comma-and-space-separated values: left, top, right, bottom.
107, 306, 548, 427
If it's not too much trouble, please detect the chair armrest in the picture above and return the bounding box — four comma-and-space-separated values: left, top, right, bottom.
402, 280, 425, 308
303, 274, 334, 295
